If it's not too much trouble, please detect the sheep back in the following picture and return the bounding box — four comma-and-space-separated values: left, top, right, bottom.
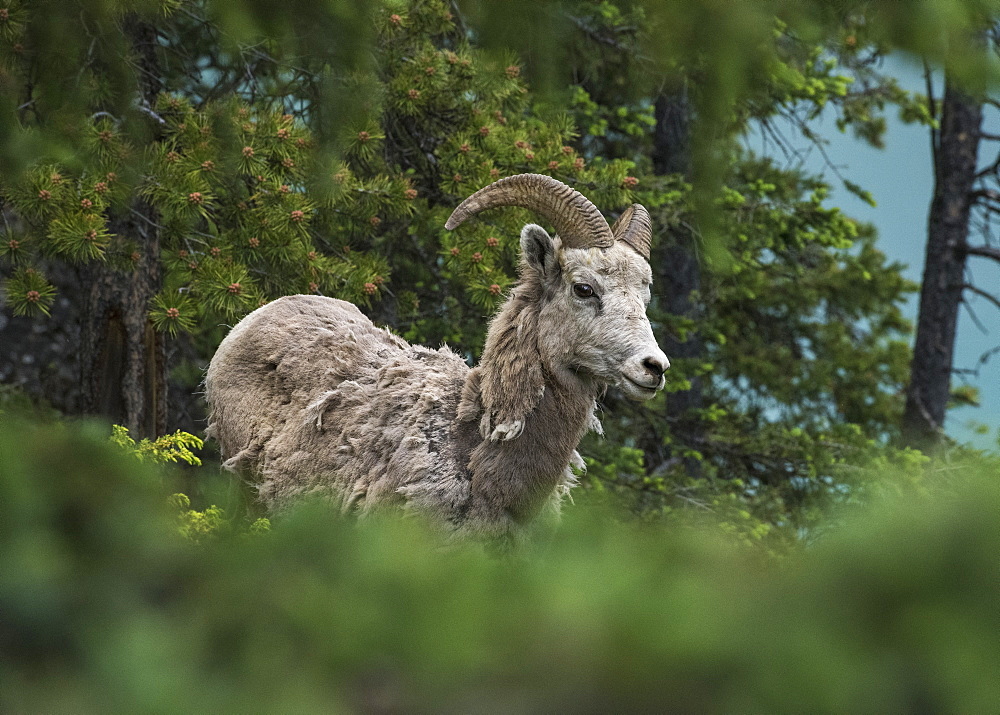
205, 294, 475, 518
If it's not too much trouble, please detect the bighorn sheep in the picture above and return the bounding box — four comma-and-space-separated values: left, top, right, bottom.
205, 173, 668, 545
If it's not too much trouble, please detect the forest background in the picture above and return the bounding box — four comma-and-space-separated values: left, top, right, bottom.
2, 0, 1000, 710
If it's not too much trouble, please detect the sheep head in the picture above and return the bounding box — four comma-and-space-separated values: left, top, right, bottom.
446, 173, 668, 403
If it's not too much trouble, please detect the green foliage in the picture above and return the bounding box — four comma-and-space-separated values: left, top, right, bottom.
578, 161, 916, 540
0, 0, 987, 540
4, 415, 1000, 711
468, 0, 994, 233
109, 424, 204, 466
1, 266, 56, 316
0, 0, 638, 355
109, 425, 269, 540
1, 97, 395, 327
0, 384, 58, 419
0, 0, 374, 170
336, 0, 640, 351
547, 1, 928, 534
712, 156, 915, 435
170, 492, 271, 543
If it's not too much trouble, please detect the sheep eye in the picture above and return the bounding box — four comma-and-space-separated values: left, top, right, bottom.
573, 283, 594, 298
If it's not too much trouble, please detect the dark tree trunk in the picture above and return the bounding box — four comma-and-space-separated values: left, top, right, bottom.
79, 16, 166, 438
646, 87, 705, 472
653, 89, 692, 177
80, 203, 166, 437
902, 80, 983, 449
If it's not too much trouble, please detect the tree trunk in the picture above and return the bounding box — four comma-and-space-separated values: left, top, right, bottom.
901, 79, 983, 449
80, 203, 166, 437
646, 87, 705, 472
79, 16, 166, 438
653, 89, 692, 176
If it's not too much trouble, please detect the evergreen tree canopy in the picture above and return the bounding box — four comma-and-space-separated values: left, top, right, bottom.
0, 0, 996, 535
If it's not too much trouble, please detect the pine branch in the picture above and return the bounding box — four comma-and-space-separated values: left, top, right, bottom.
978, 344, 1000, 369
136, 101, 167, 126
971, 187, 1000, 205
974, 153, 1000, 180
963, 244, 1000, 262
962, 283, 1000, 312
961, 296, 990, 334
924, 61, 938, 171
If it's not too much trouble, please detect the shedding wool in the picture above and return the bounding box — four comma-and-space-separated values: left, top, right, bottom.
205, 174, 669, 546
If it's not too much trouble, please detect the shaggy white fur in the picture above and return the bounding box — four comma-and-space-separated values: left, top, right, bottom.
206, 177, 667, 546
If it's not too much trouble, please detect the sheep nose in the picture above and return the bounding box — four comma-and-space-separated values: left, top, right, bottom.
642, 353, 669, 378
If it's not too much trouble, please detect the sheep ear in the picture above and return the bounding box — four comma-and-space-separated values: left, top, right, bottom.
520, 224, 555, 277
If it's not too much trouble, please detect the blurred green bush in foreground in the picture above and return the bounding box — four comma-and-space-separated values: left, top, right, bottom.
1, 413, 999, 713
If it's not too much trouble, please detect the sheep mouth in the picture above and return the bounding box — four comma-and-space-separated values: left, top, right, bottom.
626, 377, 658, 391
621, 375, 661, 399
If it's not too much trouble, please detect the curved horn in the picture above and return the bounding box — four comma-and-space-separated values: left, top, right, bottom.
445, 173, 614, 250
610, 204, 652, 260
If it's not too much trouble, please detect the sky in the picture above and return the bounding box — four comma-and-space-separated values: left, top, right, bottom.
747, 55, 999, 450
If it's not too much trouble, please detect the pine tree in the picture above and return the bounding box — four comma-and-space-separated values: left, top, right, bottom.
550, 1, 922, 536
0, 0, 638, 435
3, 0, 989, 540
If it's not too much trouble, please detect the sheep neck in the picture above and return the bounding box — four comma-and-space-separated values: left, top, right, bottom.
463, 283, 597, 524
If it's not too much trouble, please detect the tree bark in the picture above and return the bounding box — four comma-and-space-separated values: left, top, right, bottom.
80, 203, 165, 437
901, 79, 983, 449
646, 87, 705, 471
653, 89, 692, 177
79, 16, 166, 438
